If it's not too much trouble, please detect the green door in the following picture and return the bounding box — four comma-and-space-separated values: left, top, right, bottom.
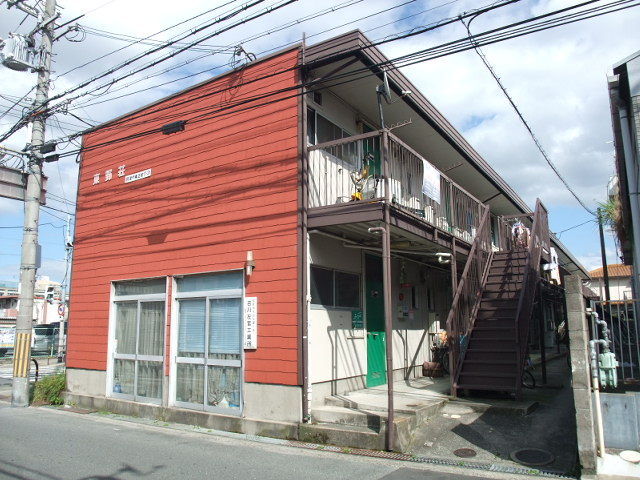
365, 254, 387, 387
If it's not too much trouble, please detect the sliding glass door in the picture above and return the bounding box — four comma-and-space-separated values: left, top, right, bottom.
111, 279, 166, 404
174, 272, 243, 414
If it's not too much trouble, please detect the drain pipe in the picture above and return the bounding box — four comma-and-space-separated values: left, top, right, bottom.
589, 338, 607, 457
369, 224, 395, 452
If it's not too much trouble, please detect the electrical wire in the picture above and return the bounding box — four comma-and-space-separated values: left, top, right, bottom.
70, 0, 434, 113
461, 15, 599, 216
0, 0, 299, 143
48, 0, 632, 154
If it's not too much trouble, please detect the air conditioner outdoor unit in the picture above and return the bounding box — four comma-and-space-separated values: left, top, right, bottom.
0, 34, 38, 71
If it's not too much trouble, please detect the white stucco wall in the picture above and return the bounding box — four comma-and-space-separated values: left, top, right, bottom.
308, 234, 452, 386
588, 277, 633, 301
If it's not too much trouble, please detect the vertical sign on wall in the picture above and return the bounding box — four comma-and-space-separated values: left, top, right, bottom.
244, 297, 258, 350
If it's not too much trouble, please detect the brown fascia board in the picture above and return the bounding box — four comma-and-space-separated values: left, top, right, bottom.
307, 30, 589, 277
608, 74, 634, 265
83, 43, 302, 135
305, 30, 530, 214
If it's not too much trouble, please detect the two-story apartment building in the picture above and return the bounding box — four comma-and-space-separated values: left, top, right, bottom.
65, 31, 588, 443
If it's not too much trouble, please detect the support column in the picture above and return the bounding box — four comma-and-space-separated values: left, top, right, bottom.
565, 274, 597, 475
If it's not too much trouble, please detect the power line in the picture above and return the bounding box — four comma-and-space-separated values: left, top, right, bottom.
58, 0, 633, 155
0, 0, 299, 143
554, 219, 597, 237
70, 0, 448, 114
55, 0, 524, 142
462, 11, 599, 216
8, 0, 635, 156
54, 0, 243, 79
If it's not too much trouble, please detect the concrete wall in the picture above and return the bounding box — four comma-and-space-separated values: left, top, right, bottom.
308, 235, 451, 400
67, 368, 107, 397
600, 392, 640, 450
67, 368, 302, 423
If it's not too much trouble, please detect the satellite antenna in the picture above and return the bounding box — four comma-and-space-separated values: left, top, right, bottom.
376, 70, 392, 128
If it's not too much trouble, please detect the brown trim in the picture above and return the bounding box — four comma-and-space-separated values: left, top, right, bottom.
298, 37, 310, 422
307, 201, 384, 227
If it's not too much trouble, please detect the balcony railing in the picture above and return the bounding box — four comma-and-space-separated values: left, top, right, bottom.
308, 130, 485, 244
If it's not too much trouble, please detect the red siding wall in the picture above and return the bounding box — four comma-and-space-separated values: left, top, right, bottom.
67, 48, 301, 385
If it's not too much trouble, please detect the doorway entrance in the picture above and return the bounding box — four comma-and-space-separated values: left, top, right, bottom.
365, 254, 386, 387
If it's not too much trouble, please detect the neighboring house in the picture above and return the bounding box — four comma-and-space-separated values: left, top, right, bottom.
0, 277, 63, 325
65, 31, 588, 442
587, 264, 633, 300
608, 50, 640, 298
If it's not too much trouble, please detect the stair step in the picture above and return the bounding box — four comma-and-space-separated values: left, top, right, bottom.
461, 364, 518, 375
473, 325, 516, 331
479, 298, 519, 308
467, 347, 517, 353
483, 283, 521, 292
491, 259, 527, 268
310, 406, 387, 429
473, 319, 516, 329
482, 290, 520, 300
469, 336, 515, 344
457, 379, 518, 390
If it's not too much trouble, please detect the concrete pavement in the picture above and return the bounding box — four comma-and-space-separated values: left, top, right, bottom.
0, 400, 562, 480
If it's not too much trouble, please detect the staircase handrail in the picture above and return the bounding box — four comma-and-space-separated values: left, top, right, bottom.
513, 199, 549, 397
445, 205, 493, 395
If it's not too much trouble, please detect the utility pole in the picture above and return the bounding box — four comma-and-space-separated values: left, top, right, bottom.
57, 214, 72, 362
597, 208, 612, 303
11, 0, 57, 407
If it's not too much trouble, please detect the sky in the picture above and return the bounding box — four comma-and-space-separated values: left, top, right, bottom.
0, 0, 638, 285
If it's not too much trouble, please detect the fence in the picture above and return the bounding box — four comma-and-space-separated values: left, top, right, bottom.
307, 130, 484, 244
591, 299, 640, 382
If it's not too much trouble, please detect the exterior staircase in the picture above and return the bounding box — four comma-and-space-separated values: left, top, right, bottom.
456, 248, 528, 394
448, 199, 549, 399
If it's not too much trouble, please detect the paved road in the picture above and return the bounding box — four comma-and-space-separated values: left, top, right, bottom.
0, 403, 520, 480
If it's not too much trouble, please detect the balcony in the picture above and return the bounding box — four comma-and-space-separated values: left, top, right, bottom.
308, 130, 485, 246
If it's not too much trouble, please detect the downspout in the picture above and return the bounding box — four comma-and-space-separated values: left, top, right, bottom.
618, 105, 640, 298
589, 339, 607, 458
300, 35, 311, 423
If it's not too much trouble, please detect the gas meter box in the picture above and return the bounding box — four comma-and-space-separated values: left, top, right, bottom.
599, 351, 619, 389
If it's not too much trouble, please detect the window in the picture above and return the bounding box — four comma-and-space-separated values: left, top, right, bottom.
306, 108, 350, 146
174, 271, 243, 414
310, 266, 360, 309
111, 278, 166, 403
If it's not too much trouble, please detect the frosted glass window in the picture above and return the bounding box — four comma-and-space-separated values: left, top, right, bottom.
178, 299, 205, 357
138, 302, 165, 356
176, 272, 242, 292
136, 361, 162, 399
209, 298, 241, 359
207, 366, 240, 410
115, 278, 165, 296
176, 364, 204, 405
115, 302, 137, 354
113, 359, 134, 395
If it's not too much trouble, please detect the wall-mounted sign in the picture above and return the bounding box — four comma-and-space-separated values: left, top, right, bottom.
125, 168, 152, 184
351, 309, 363, 329
243, 296, 258, 350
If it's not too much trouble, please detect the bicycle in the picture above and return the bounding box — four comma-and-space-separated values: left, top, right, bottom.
522, 355, 536, 389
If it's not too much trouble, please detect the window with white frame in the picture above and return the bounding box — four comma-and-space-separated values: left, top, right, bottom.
111, 278, 166, 403
174, 271, 243, 413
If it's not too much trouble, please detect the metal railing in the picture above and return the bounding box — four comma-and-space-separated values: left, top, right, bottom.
445, 205, 493, 396
307, 130, 484, 244
514, 199, 549, 398
591, 299, 640, 382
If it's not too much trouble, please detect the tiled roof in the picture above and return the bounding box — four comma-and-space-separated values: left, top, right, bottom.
588, 263, 633, 278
